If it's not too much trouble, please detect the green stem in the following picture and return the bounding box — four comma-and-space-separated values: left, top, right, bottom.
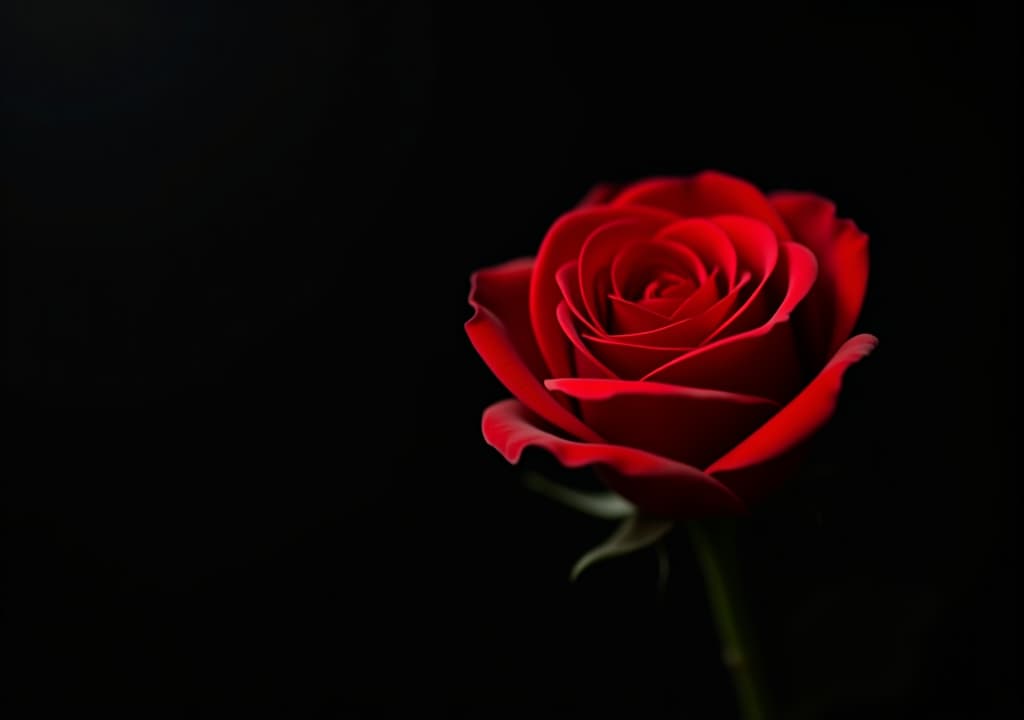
689, 519, 771, 720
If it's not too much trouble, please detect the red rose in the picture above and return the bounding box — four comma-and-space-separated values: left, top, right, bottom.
466, 171, 876, 518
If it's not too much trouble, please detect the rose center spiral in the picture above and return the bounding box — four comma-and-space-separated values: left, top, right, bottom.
639, 270, 697, 301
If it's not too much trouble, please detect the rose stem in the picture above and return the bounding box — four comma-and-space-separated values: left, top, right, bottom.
689, 518, 771, 720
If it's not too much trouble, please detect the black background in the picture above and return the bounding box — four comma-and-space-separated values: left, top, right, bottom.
4, 1, 1018, 716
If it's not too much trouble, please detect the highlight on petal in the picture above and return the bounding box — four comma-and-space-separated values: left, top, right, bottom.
612, 171, 794, 244
466, 259, 603, 443
530, 206, 678, 380
771, 191, 870, 361
708, 334, 878, 498
545, 378, 780, 469
482, 399, 747, 517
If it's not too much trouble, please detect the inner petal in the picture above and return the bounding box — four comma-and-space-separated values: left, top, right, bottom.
606, 295, 675, 335
642, 271, 697, 300
590, 272, 752, 350
653, 218, 740, 289
669, 267, 725, 321
578, 218, 666, 331
611, 239, 707, 304
606, 267, 725, 335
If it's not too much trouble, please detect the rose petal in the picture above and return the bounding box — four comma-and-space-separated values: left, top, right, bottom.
607, 294, 677, 334
482, 399, 747, 517
643, 242, 818, 398
605, 267, 724, 335
700, 215, 779, 343
579, 333, 692, 380
613, 171, 794, 244
468, 258, 547, 378
653, 218, 739, 288
578, 217, 670, 330
669, 268, 726, 321
772, 241, 820, 317
671, 268, 729, 319
531, 206, 678, 379
555, 302, 618, 379
610, 238, 707, 301
771, 192, 870, 362
708, 334, 878, 499
591, 272, 750, 349
466, 259, 603, 443
555, 261, 600, 334
644, 320, 800, 400
545, 378, 780, 470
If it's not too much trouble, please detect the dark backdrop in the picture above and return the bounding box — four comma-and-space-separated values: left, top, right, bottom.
4, 1, 1018, 716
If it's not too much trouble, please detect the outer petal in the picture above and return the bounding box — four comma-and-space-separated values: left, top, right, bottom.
466, 259, 603, 443
545, 378, 779, 470
771, 192, 870, 361
482, 399, 746, 517
707, 334, 878, 499
530, 206, 678, 380
613, 171, 794, 245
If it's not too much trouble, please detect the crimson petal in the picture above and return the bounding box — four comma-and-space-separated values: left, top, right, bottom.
708, 334, 878, 500
610, 238, 707, 300
592, 272, 750, 349
577, 218, 669, 331
482, 399, 747, 518
654, 218, 739, 287
643, 242, 818, 399
701, 215, 779, 342
613, 171, 794, 244
607, 294, 677, 334
545, 378, 780, 470
771, 192, 870, 363
670, 268, 727, 321
530, 206, 678, 379
555, 302, 618, 379
466, 259, 602, 443
555, 261, 600, 334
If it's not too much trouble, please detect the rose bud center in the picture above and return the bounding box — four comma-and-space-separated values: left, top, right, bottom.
641, 271, 697, 301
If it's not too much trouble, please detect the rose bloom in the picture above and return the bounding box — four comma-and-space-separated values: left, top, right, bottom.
466, 171, 876, 518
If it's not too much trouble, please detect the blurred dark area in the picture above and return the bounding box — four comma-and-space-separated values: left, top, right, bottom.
3, 0, 1018, 716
